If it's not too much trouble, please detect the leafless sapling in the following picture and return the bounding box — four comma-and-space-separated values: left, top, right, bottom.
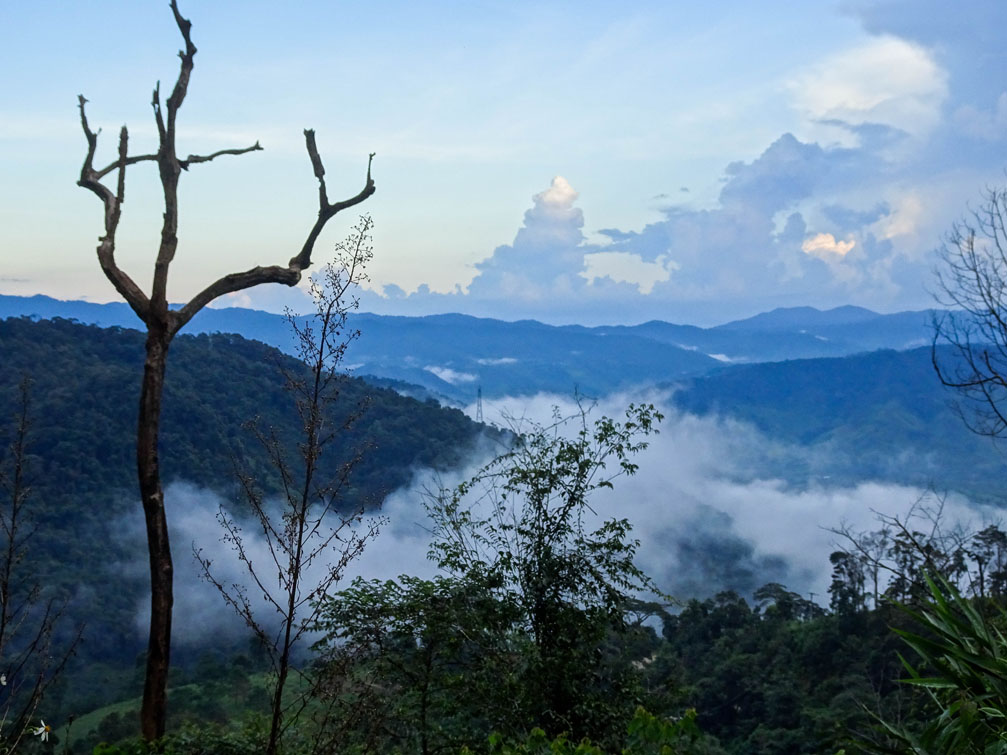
196, 217, 382, 755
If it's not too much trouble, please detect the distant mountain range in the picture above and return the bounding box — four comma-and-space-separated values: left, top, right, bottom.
0, 294, 938, 402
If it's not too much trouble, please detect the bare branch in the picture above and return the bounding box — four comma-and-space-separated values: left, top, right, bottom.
179, 142, 263, 170
95, 153, 159, 180
76, 96, 151, 322
291, 137, 376, 272
172, 148, 375, 335
166, 0, 197, 140
152, 82, 165, 143
170, 264, 300, 335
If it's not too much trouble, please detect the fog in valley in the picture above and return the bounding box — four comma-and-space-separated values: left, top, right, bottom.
132, 390, 1000, 647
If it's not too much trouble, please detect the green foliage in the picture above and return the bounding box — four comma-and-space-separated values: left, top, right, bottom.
658, 589, 908, 754
0, 317, 495, 724
91, 716, 268, 755
859, 574, 1007, 753
468, 707, 718, 754
315, 571, 525, 753
316, 403, 667, 752
427, 403, 664, 742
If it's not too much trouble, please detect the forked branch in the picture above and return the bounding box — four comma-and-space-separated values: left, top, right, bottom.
171, 139, 375, 336
294, 134, 376, 272
77, 96, 151, 322
78, 0, 373, 337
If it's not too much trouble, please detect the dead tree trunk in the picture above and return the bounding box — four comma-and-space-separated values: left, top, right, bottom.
138, 328, 171, 739
76, 1, 374, 740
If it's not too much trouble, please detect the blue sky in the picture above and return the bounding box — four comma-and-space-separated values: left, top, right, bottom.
2, 1, 1006, 325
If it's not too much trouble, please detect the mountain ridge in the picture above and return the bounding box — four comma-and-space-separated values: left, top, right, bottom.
0, 294, 940, 401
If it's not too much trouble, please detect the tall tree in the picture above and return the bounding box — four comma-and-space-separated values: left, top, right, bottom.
75, 2, 374, 740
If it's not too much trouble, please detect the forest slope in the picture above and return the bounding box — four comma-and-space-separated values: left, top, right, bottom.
672, 346, 1005, 503
0, 317, 496, 677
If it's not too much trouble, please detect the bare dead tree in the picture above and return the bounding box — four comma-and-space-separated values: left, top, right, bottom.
196, 218, 382, 755
932, 185, 1007, 439
76, 2, 374, 740
0, 378, 82, 751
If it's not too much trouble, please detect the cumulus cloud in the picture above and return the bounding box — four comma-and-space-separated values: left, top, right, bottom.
516, 176, 583, 247
581, 251, 679, 294
802, 233, 856, 259
355, 119, 966, 325
472, 175, 586, 296
845, 1, 1007, 164
354, 5, 1007, 328
789, 36, 948, 140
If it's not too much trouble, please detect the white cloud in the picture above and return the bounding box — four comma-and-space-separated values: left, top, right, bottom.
424, 365, 477, 384
581, 251, 679, 294
458, 391, 997, 601
538, 175, 578, 212
790, 36, 948, 139
510, 175, 585, 249
476, 357, 518, 366
118, 392, 1002, 642
801, 232, 855, 259
875, 193, 925, 241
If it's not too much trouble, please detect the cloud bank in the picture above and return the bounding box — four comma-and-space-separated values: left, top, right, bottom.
123, 392, 1002, 647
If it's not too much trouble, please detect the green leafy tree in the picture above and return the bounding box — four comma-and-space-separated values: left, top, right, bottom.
829, 552, 867, 617
317, 401, 665, 751
316, 571, 522, 753
429, 402, 663, 741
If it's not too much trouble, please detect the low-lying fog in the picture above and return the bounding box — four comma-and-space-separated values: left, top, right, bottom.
126, 390, 1001, 645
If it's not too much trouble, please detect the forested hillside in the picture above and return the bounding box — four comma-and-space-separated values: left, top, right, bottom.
672, 346, 1007, 503
4, 318, 1006, 754
0, 295, 939, 402
0, 317, 498, 729
0, 317, 491, 511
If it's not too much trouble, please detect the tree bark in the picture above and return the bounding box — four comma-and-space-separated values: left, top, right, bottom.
138, 324, 173, 741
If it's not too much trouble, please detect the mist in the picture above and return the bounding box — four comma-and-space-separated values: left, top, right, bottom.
120, 389, 999, 646
470, 391, 999, 602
